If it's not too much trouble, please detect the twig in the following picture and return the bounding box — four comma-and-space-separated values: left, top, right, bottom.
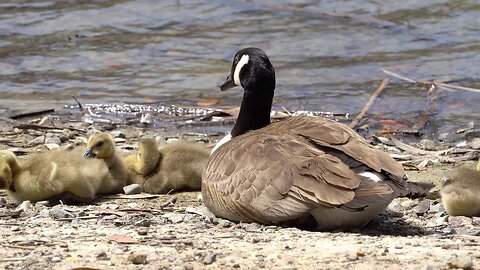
9, 109, 55, 120
17, 124, 85, 133
72, 95, 84, 112
382, 69, 480, 93
161, 196, 177, 207
0, 256, 29, 262
382, 69, 416, 83
1, 243, 35, 250
349, 79, 389, 129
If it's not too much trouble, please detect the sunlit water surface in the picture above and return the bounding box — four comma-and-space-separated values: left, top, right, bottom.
0, 0, 479, 138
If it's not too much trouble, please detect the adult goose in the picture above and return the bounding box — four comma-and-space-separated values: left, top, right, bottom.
202, 47, 425, 230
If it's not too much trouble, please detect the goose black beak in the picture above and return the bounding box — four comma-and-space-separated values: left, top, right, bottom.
220, 74, 236, 91
83, 148, 95, 158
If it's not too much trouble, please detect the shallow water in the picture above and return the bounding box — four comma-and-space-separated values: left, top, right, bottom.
0, 0, 479, 136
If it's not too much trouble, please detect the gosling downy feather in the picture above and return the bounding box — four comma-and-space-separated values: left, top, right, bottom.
0, 148, 115, 204
125, 139, 210, 194
84, 132, 128, 193
440, 159, 480, 217
203, 47, 425, 230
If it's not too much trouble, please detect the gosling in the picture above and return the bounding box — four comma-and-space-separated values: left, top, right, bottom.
0, 149, 116, 204
124, 139, 210, 194
440, 159, 480, 217
84, 133, 129, 193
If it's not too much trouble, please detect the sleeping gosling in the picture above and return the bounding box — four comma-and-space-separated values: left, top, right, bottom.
0, 149, 115, 204
124, 139, 210, 194
84, 133, 129, 193
440, 159, 480, 217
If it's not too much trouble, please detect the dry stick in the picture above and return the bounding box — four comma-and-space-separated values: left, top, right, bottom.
72, 95, 84, 112
349, 78, 389, 129
382, 69, 480, 93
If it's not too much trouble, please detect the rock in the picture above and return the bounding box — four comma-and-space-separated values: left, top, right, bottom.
448, 216, 472, 227
414, 200, 430, 215
45, 143, 60, 150
400, 199, 417, 209
15, 201, 36, 214
96, 251, 109, 260
163, 213, 185, 223
418, 139, 436, 151
45, 134, 61, 145
49, 205, 75, 219
28, 136, 45, 146
447, 254, 473, 269
51, 256, 61, 262
110, 130, 126, 139
218, 219, 235, 228
467, 137, 480, 149
356, 247, 367, 257
135, 219, 152, 227
128, 252, 148, 265
429, 203, 445, 213
123, 184, 142, 195
136, 228, 148, 235
472, 217, 480, 226
202, 253, 217, 265
387, 200, 404, 212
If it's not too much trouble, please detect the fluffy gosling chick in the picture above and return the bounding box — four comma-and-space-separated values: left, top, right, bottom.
0, 149, 115, 203
124, 139, 210, 194
440, 159, 480, 217
84, 133, 128, 193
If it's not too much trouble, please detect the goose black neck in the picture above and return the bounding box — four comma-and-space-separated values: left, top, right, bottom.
231, 88, 273, 137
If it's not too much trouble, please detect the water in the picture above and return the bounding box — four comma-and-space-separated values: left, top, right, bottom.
0, 0, 479, 136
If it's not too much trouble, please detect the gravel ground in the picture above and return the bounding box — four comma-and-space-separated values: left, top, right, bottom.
0, 114, 479, 270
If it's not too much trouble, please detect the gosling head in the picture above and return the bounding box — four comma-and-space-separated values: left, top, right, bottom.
0, 151, 16, 190
137, 138, 159, 161
84, 133, 116, 160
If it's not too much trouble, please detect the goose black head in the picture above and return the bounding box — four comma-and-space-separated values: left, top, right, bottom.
220, 47, 275, 93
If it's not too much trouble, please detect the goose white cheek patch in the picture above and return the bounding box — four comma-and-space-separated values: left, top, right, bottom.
233, 54, 249, 86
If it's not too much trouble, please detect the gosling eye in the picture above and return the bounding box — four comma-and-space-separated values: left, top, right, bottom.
95, 141, 104, 148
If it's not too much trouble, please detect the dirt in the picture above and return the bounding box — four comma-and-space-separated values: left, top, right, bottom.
0, 113, 479, 270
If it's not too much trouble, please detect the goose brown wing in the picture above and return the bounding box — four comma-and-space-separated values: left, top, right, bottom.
269, 116, 407, 187
203, 132, 362, 224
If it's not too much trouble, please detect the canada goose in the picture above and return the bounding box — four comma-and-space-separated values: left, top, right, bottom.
202, 47, 426, 230
84, 133, 128, 193
124, 139, 210, 194
0, 149, 115, 204
440, 159, 480, 217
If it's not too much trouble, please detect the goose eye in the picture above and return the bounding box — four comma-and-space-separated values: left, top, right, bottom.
96, 141, 104, 148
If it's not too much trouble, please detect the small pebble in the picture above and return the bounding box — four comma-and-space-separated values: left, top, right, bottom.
128, 252, 148, 265
15, 201, 36, 214
418, 139, 436, 151
123, 184, 142, 195
202, 253, 217, 265
136, 228, 149, 235
429, 203, 445, 213
45, 143, 60, 150
448, 216, 472, 227
414, 200, 430, 215
96, 251, 109, 260
110, 130, 126, 139
49, 205, 75, 219
447, 254, 473, 269
218, 219, 235, 228
400, 200, 417, 209
28, 136, 45, 146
